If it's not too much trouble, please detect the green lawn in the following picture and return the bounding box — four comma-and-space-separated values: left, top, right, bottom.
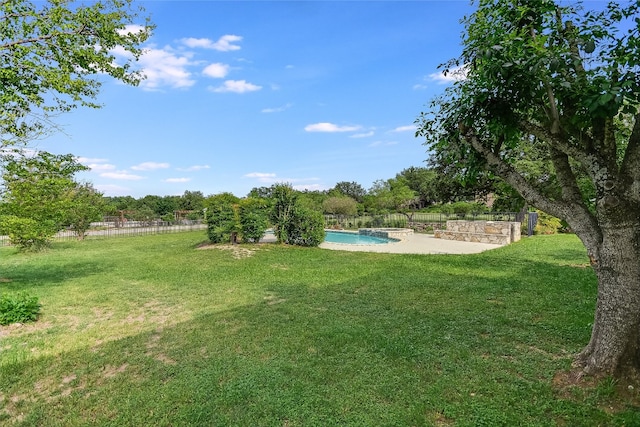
0, 232, 638, 426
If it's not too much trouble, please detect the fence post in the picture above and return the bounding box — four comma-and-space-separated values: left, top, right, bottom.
527, 212, 538, 236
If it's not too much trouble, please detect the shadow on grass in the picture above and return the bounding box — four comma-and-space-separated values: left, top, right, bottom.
1, 253, 635, 427
0, 259, 111, 291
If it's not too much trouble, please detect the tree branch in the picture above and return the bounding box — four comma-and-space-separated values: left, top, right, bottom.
564, 21, 587, 79
463, 130, 602, 247
523, 121, 617, 190
0, 27, 88, 50
548, 146, 584, 204
620, 113, 640, 203
529, 22, 561, 135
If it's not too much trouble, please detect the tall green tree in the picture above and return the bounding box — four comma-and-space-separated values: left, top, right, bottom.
0, 151, 87, 249
269, 184, 297, 244
238, 198, 269, 243
322, 196, 358, 217
331, 181, 367, 203
417, 0, 640, 378
205, 193, 240, 244
247, 186, 273, 199
397, 167, 440, 206
368, 178, 418, 220
179, 190, 205, 212
297, 190, 326, 212
64, 182, 105, 240
138, 195, 163, 217
266, 183, 325, 246
104, 195, 138, 212
1, 0, 152, 147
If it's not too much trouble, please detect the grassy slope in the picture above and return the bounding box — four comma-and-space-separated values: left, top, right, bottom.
0, 232, 638, 426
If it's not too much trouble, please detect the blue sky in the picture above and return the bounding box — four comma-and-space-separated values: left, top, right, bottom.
39, 0, 475, 198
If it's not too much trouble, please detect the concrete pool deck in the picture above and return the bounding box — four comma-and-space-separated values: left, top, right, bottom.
319, 232, 501, 255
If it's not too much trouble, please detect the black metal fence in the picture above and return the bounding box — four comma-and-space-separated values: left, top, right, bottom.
0, 212, 536, 247
0, 220, 207, 247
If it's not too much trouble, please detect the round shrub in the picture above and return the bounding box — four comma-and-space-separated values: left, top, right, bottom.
534, 210, 562, 234
206, 203, 238, 243
0, 215, 55, 251
239, 198, 269, 243
285, 207, 325, 247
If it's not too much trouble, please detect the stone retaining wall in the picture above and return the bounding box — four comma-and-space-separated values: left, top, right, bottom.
359, 228, 414, 240
408, 222, 444, 232
434, 220, 521, 245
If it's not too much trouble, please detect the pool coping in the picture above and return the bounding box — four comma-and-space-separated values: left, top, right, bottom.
262, 229, 501, 254
324, 229, 401, 246
319, 231, 502, 255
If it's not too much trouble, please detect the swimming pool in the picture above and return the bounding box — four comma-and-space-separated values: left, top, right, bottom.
324, 230, 397, 245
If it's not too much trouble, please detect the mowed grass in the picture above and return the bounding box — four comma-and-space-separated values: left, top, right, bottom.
0, 232, 638, 426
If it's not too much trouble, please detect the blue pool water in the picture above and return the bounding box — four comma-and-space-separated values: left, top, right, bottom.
324, 230, 395, 245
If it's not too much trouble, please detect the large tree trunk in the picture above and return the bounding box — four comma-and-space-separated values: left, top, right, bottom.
575, 222, 640, 378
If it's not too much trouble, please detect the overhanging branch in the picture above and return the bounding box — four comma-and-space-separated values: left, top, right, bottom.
463, 130, 602, 245
0, 27, 88, 50
549, 146, 584, 204
523, 121, 616, 188
620, 113, 640, 203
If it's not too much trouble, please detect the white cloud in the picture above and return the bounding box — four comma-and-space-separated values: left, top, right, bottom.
135, 47, 196, 90
304, 122, 362, 133
261, 103, 293, 113
212, 35, 243, 51
369, 140, 399, 147
350, 131, 375, 138
117, 24, 147, 36
165, 177, 191, 183
87, 163, 116, 172
180, 37, 213, 49
202, 63, 230, 78
131, 162, 170, 171
391, 125, 416, 133
76, 156, 116, 172
428, 65, 468, 84
244, 172, 277, 183
293, 183, 328, 192
94, 184, 131, 196
209, 80, 262, 93
244, 172, 324, 189
77, 156, 109, 164
181, 35, 243, 52
100, 171, 145, 180
109, 33, 247, 91
180, 37, 212, 48
177, 165, 210, 172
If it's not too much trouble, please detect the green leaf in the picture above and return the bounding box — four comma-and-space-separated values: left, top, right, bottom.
583, 39, 596, 54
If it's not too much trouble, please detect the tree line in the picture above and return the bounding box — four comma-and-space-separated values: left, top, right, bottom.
0, 149, 509, 251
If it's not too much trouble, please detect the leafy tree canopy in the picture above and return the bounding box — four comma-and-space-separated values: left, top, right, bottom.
0, 150, 89, 249
1, 0, 152, 146
368, 178, 418, 213
330, 181, 367, 202
417, 0, 640, 378
322, 195, 358, 216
